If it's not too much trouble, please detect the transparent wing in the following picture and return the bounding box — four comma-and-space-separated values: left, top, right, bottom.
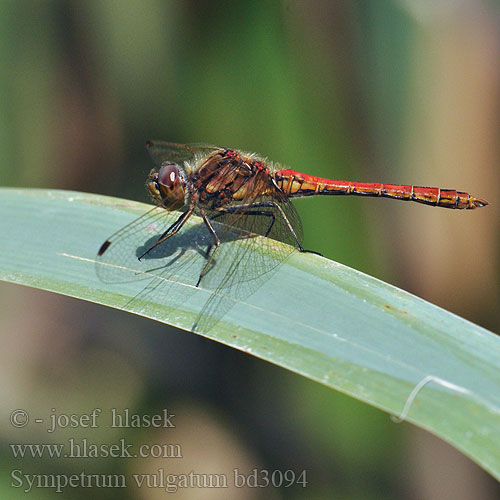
145, 140, 222, 167
96, 154, 304, 332
97, 207, 179, 283
192, 193, 302, 331
95, 202, 226, 329
203, 193, 303, 287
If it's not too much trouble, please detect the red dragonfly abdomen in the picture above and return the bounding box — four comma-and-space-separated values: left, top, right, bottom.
275, 169, 488, 209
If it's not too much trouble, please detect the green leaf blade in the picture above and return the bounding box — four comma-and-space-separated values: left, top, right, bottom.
1, 187, 499, 479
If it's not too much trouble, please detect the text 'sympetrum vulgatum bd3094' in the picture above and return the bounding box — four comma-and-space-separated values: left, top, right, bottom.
96, 141, 488, 329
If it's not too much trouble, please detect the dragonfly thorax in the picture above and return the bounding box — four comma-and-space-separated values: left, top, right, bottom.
147, 163, 189, 210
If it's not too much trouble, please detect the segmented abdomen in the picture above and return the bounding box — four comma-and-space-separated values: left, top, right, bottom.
275, 169, 488, 209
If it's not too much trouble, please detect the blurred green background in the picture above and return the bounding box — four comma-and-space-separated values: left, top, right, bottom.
0, 1, 499, 499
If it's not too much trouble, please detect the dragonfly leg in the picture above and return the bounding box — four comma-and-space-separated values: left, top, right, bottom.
210, 209, 276, 237
300, 248, 323, 257
138, 205, 194, 260
156, 211, 186, 242
201, 213, 223, 258
197, 209, 221, 287
198, 207, 278, 286
219, 201, 321, 255
202, 209, 276, 266
223, 201, 303, 249
239, 211, 276, 237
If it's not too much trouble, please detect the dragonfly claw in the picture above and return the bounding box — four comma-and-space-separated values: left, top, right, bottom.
300, 248, 323, 257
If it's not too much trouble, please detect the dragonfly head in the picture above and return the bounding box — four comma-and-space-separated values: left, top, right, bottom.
147, 163, 188, 210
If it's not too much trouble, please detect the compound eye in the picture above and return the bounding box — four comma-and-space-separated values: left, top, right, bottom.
158, 164, 179, 188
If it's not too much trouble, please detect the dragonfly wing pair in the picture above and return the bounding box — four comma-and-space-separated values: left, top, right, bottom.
96, 142, 304, 325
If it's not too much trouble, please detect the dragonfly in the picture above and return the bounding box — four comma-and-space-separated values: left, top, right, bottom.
97, 141, 488, 293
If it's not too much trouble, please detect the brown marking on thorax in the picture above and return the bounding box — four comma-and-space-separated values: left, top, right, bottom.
193, 150, 279, 208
